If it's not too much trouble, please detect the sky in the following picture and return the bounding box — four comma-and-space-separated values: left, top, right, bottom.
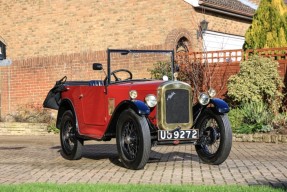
238, 0, 259, 9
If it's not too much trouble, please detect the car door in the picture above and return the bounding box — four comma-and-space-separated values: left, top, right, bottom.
78, 85, 108, 138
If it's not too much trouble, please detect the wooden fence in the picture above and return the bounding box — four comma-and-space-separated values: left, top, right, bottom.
175, 47, 287, 98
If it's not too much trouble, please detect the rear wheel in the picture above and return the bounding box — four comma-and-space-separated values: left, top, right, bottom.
116, 109, 151, 170
60, 110, 83, 160
195, 108, 232, 165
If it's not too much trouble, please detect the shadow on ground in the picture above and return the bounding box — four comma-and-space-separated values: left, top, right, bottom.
51, 143, 199, 168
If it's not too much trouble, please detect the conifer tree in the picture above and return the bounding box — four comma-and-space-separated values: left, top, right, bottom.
243, 0, 287, 49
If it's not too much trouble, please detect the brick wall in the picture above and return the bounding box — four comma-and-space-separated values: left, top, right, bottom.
0, 0, 253, 117
0, 0, 253, 59
197, 11, 251, 36
1, 0, 202, 59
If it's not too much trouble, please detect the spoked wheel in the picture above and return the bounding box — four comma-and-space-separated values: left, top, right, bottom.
195, 108, 232, 165
60, 110, 83, 160
116, 109, 151, 170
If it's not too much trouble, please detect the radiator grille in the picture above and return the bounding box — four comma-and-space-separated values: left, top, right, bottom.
165, 89, 189, 123
157, 81, 193, 130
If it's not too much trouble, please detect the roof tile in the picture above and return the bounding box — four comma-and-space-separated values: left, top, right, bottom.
201, 0, 255, 16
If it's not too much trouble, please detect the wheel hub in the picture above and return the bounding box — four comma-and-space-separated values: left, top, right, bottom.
124, 136, 132, 144
204, 127, 219, 145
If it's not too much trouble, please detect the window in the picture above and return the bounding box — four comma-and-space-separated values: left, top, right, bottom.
0, 41, 6, 60
176, 37, 189, 53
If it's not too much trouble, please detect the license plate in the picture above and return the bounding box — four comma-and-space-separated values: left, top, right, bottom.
158, 129, 199, 141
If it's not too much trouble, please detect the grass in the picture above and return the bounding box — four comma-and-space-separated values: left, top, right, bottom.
0, 183, 285, 192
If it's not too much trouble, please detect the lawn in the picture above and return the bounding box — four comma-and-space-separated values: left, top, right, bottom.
0, 183, 285, 192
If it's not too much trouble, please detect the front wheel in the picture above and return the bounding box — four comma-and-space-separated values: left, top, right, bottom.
116, 109, 151, 170
195, 108, 232, 165
60, 110, 83, 160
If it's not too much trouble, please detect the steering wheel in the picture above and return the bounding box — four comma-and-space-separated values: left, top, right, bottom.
106, 69, 133, 83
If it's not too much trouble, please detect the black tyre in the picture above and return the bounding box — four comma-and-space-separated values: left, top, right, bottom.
60, 110, 83, 160
195, 108, 232, 165
116, 109, 151, 170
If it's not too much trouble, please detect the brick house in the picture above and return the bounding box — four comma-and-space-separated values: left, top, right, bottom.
0, 0, 259, 118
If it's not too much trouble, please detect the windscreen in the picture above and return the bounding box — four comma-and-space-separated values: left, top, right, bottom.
108, 50, 173, 82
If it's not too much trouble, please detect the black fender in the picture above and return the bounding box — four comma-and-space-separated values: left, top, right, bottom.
115, 100, 150, 116
104, 100, 150, 138
192, 98, 229, 127
56, 99, 78, 129
210, 98, 230, 114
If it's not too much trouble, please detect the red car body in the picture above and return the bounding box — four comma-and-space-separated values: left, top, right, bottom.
61, 81, 161, 139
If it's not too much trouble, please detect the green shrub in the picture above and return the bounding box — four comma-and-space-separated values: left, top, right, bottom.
231, 101, 274, 134
240, 101, 273, 126
244, 0, 287, 49
234, 124, 257, 134
272, 111, 287, 129
149, 61, 172, 80
228, 107, 244, 132
227, 55, 284, 112
235, 124, 273, 134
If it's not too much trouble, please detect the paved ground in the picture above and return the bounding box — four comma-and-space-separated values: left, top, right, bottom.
0, 135, 286, 189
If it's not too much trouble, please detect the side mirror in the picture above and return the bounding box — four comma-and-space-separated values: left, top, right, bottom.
93, 63, 103, 70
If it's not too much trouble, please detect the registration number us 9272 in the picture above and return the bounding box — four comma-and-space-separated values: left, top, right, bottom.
158, 129, 199, 141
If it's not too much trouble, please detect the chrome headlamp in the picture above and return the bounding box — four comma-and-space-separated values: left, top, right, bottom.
198, 93, 210, 105
145, 94, 157, 107
129, 90, 138, 100
208, 88, 216, 98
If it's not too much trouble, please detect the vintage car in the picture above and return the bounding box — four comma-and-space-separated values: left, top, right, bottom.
43, 49, 232, 170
